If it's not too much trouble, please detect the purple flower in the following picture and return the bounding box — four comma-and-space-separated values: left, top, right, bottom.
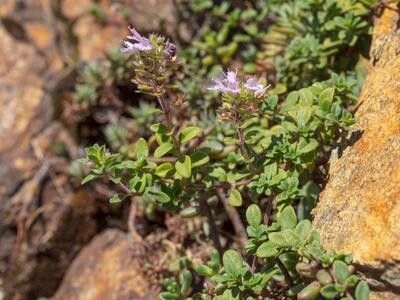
164, 42, 176, 57
86, 161, 94, 168
121, 27, 152, 53
244, 77, 269, 96
208, 70, 241, 95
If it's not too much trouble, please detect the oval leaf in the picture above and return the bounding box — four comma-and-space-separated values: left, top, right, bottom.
320, 284, 338, 299
191, 151, 210, 167
155, 163, 175, 177
279, 206, 297, 230
223, 250, 243, 277
228, 189, 243, 207
256, 241, 278, 258
355, 281, 370, 300
333, 260, 349, 283
180, 270, 192, 294
175, 155, 192, 178
295, 220, 312, 241
135, 138, 149, 159
246, 204, 262, 227
179, 126, 202, 144
154, 143, 173, 158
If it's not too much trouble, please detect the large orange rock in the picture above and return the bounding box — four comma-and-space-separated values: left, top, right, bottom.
52, 229, 153, 300
312, 4, 400, 299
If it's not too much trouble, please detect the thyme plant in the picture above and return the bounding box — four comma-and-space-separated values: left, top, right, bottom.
81, 28, 370, 300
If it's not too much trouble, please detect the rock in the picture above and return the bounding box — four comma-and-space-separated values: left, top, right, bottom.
124, 0, 176, 33
312, 4, 400, 298
0, 177, 98, 299
52, 229, 153, 300
0, 23, 51, 200
63, 0, 176, 61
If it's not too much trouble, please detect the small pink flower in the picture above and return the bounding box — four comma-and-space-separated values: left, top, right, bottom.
208, 70, 241, 95
121, 27, 152, 53
86, 161, 94, 168
244, 78, 270, 96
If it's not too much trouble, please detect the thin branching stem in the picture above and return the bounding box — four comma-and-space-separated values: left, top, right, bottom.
200, 198, 222, 255
276, 258, 294, 288
217, 188, 247, 248
234, 117, 257, 173
156, 94, 181, 155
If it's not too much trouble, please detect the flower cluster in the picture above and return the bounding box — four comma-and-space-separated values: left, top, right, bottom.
208, 70, 269, 97
209, 70, 270, 122
121, 27, 152, 53
120, 27, 177, 96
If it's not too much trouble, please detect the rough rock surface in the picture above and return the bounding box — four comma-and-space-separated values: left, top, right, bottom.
0, 23, 52, 200
52, 229, 152, 300
312, 4, 400, 299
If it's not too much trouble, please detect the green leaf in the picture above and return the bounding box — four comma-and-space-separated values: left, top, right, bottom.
145, 107, 162, 116
209, 167, 227, 182
300, 139, 319, 154
297, 281, 322, 300
149, 189, 171, 203
175, 155, 192, 178
180, 270, 192, 294
345, 275, 359, 287
195, 264, 214, 277
150, 123, 169, 133
223, 250, 243, 277
81, 173, 99, 184
299, 87, 314, 106
318, 87, 335, 112
109, 194, 122, 204
294, 106, 313, 126
283, 229, 300, 246
179, 127, 202, 144
264, 162, 277, 179
295, 220, 312, 241
155, 163, 175, 177
316, 269, 333, 285
135, 138, 149, 159
246, 204, 262, 227
279, 206, 297, 229
333, 261, 349, 283
228, 189, 243, 207
281, 91, 299, 112
159, 291, 179, 300
320, 284, 338, 299
180, 206, 200, 218
154, 143, 174, 158
191, 151, 210, 167
256, 241, 278, 258
355, 281, 370, 300
268, 232, 287, 247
